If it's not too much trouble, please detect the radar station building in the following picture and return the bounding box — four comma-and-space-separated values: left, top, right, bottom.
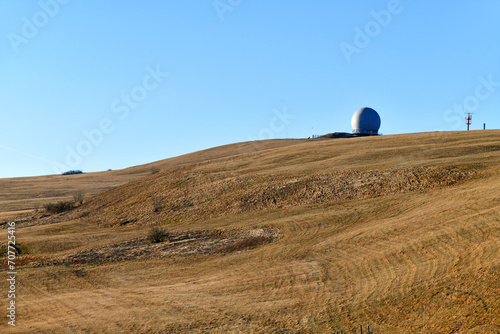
313, 107, 382, 139
351, 107, 381, 136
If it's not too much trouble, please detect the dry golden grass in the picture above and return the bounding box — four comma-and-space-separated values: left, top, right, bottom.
0, 139, 303, 220
0, 131, 499, 333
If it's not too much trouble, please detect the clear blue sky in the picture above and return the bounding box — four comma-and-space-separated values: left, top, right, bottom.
1, 1, 499, 178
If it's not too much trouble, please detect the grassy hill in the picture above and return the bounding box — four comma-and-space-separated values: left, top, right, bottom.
0, 139, 304, 220
1, 131, 499, 333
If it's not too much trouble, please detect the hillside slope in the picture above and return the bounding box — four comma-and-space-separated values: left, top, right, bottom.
0, 139, 305, 219
1, 131, 499, 333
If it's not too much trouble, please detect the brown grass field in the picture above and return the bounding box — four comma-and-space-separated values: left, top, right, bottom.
0, 131, 499, 333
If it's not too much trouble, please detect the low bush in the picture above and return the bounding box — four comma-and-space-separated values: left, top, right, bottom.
148, 226, 170, 244
152, 196, 163, 212
73, 190, 85, 205
44, 201, 75, 214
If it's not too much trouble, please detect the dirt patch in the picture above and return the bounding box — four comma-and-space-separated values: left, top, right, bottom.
6, 227, 280, 268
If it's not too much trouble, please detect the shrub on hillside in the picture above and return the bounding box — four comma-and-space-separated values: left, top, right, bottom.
148, 226, 170, 244
152, 196, 163, 212
44, 201, 75, 214
73, 190, 85, 205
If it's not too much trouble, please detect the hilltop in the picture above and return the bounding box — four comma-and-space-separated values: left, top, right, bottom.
1, 131, 499, 333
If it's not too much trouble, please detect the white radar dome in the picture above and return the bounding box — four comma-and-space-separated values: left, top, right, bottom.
351, 107, 381, 135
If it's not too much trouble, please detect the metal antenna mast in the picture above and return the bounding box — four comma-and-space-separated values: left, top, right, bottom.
465, 112, 473, 131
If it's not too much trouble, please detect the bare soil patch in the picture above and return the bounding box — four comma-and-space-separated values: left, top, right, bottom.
5, 227, 280, 268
